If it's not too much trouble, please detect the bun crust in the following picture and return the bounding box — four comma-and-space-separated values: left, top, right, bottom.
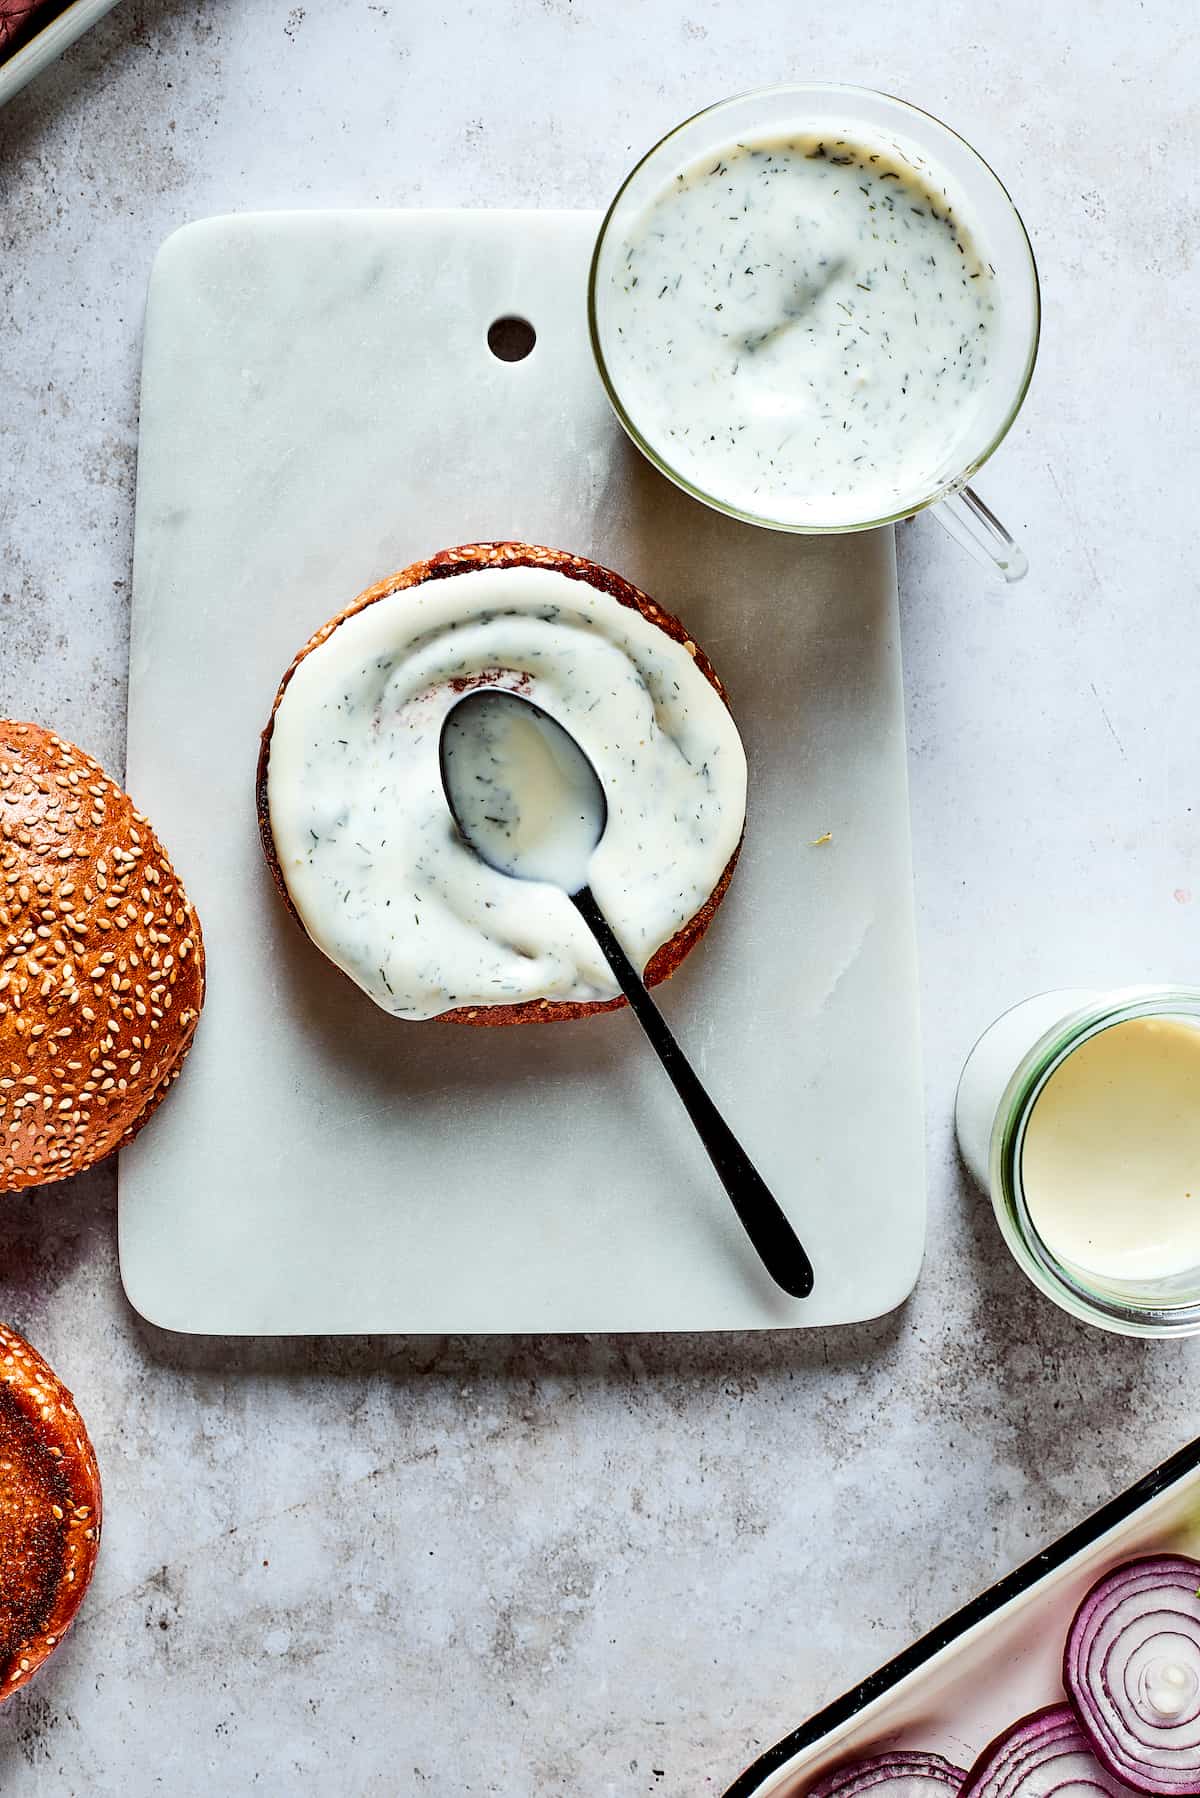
0, 1324, 101, 1699
258, 542, 742, 1025
0, 722, 205, 1190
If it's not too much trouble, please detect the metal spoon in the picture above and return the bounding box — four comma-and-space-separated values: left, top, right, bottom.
439, 688, 814, 1300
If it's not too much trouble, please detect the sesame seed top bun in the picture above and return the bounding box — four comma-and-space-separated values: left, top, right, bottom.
0, 1323, 101, 1699
0, 722, 205, 1192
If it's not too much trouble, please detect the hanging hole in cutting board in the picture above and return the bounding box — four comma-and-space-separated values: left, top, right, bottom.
487, 315, 536, 361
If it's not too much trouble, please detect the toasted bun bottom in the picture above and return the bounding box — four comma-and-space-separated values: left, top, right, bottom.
258, 542, 743, 1025
0, 1325, 101, 1699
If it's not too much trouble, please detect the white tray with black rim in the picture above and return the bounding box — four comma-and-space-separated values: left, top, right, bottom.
723, 1437, 1200, 1797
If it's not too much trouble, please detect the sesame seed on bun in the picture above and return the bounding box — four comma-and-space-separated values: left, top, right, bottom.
0, 722, 204, 1192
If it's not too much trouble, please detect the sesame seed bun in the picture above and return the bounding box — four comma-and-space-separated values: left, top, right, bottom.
257, 541, 743, 1025
0, 722, 205, 1192
0, 1324, 101, 1699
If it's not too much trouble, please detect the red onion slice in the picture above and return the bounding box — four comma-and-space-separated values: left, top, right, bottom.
1065, 1555, 1200, 1793
808, 1750, 966, 1798
961, 1703, 1143, 1798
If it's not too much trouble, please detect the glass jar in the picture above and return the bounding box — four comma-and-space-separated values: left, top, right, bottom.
955, 987, 1200, 1337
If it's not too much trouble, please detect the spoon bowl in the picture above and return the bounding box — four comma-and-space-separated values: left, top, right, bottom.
439, 688, 607, 892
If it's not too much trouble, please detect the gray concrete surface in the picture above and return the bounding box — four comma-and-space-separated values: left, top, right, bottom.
0, 2, 1197, 1792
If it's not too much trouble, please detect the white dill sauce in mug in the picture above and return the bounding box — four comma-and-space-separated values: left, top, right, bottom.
602, 130, 1000, 526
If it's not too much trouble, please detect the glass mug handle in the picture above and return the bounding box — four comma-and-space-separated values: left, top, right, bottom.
930, 483, 1028, 583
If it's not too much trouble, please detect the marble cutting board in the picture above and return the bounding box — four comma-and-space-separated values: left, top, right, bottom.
121, 209, 924, 1334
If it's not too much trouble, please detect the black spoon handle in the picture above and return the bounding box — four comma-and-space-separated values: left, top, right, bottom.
571, 886, 814, 1300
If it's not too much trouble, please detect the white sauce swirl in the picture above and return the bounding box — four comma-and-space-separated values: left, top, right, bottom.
266, 564, 747, 1020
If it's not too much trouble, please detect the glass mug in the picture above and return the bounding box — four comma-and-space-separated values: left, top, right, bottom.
589, 82, 1040, 581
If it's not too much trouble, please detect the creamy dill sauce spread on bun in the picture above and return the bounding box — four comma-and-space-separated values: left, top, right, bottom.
265, 560, 747, 1021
